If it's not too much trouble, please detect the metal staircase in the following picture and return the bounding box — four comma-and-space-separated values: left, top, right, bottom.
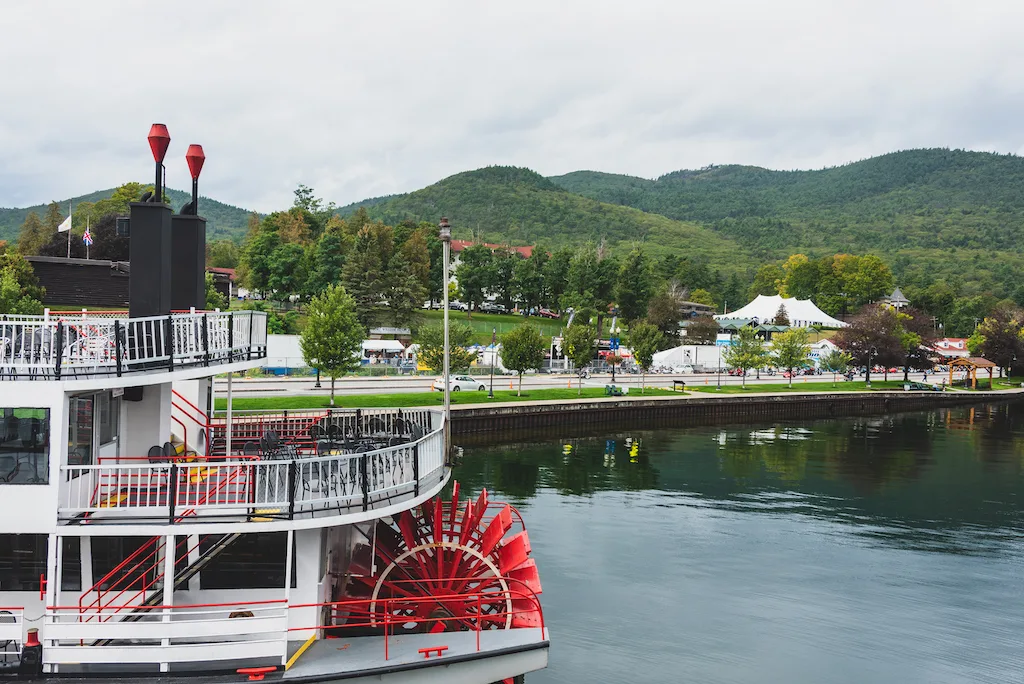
85, 533, 241, 645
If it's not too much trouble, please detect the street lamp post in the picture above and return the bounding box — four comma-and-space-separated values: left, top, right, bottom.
439, 217, 452, 463
866, 345, 877, 388
716, 343, 722, 390
488, 327, 496, 398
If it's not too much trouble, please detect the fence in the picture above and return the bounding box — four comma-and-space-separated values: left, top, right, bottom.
0, 310, 267, 380
58, 413, 446, 524
43, 601, 287, 667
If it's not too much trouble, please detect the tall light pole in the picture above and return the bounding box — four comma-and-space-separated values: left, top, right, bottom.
489, 327, 496, 398
440, 217, 452, 463
716, 342, 722, 390
866, 345, 877, 388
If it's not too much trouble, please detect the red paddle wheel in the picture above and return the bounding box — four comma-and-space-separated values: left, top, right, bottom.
340, 482, 542, 635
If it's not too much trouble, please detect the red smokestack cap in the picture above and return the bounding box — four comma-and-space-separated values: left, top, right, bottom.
147, 124, 171, 163
186, 144, 205, 180
25, 628, 39, 648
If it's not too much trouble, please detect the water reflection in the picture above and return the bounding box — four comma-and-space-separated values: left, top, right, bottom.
455, 403, 1024, 553
453, 402, 1024, 684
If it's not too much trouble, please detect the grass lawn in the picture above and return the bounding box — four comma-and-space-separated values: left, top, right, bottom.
214, 386, 682, 410
689, 379, 947, 394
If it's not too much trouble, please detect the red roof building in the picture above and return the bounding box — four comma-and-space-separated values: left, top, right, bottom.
450, 240, 534, 259
933, 338, 969, 358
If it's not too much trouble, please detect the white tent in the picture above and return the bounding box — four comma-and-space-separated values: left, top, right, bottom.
717, 294, 847, 328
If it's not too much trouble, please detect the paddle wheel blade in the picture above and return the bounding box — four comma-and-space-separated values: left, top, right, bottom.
340, 483, 543, 636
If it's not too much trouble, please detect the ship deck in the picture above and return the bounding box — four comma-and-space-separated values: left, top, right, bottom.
284, 629, 549, 681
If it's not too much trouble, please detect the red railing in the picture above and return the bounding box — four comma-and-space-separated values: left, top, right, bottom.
290, 576, 545, 660
79, 457, 255, 621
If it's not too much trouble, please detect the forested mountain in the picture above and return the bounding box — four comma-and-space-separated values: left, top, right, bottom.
337, 166, 751, 270
0, 187, 253, 243
549, 149, 1024, 299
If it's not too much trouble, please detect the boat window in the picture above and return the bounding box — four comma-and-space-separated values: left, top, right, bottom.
0, 408, 49, 485
199, 532, 296, 589
97, 393, 120, 446
61, 537, 81, 591
0, 534, 46, 592
68, 397, 93, 470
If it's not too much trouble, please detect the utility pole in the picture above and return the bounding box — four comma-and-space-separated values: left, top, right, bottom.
488, 327, 496, 398
440, 217, 452, 462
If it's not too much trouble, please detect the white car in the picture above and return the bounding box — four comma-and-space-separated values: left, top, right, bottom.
672, 365, 695, 374
432, 375, 486, 392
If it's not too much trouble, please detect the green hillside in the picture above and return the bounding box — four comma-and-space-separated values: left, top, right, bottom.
550, 149, 1024, 254
549, 149, 1024, 296
0, 187, 254, 243
339, 166, 752, 269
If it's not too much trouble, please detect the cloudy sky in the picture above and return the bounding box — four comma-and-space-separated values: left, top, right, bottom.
2, 1, 1023, 212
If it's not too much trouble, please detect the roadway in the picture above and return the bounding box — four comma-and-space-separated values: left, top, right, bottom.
213, 370, 939, 396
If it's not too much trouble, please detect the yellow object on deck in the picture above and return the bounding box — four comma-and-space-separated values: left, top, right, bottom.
285, 632, 318, 670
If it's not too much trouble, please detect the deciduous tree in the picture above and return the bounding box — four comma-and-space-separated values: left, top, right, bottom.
723, 326, 769, 388
300, 284, 364, 406
820, 348, 853, 387
417, 322, 476, 375
628, 320, 663, 394
771, 327, 812, 388
456, 244, 494, 315
563, 323, 596, 396
500, 324, 546, 396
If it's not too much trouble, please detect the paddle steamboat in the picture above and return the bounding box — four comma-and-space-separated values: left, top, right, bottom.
0, 127, 548, 683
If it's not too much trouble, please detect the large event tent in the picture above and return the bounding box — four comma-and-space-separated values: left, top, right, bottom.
717, 294, 847, 328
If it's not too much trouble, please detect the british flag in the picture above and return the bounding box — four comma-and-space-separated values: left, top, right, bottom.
83, 228, 93, 247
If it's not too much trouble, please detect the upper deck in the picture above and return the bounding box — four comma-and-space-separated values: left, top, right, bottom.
0, 309, 267, 382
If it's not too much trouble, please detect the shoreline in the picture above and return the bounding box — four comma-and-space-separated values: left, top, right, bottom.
448, 389, 1019, 435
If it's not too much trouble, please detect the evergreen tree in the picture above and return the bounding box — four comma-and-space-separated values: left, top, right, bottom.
400, 230, 431, 294
616, 245, 654, 322
17, 212, 48, 256
304, 225, 347, 297
383, 250, 426, 328
773, 304, 790, 326
42, 201, 65, 232
342, 226, 385, 329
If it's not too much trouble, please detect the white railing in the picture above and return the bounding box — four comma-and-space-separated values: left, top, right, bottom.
0, 310, 266, 380
58, 415, 447, 524
44, 602, 287, 667
0, 607, 23, 658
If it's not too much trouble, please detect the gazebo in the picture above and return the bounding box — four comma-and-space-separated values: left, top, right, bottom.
948, 356, 997, 389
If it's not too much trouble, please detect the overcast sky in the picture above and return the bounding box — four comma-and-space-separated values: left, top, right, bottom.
2, 1, 1023, 212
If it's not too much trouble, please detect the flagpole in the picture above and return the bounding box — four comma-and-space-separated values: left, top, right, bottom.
67, 202, 72, 258
86, 216, 90, 260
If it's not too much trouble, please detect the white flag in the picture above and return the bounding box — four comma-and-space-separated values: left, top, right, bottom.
57, 215, 72, 233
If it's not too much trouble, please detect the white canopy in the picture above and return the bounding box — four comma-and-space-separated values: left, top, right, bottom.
361, 339, 405, 352
653, 346, 689, 366
717, 294, 847, 328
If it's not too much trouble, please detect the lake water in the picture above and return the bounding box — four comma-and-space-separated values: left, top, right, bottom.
452, 402, 1024, 684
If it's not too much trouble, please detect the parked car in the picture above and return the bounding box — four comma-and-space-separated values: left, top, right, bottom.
479, 301, 507, 314
448, 300, 468, 311
432, 375, 486, 391
672, 365, 695, 374
537, 308, 560, 319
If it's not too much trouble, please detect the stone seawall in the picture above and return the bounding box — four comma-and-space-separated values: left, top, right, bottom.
450, 391, 1012, 436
